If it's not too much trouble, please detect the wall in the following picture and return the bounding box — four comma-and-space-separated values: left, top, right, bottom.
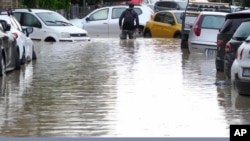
0, 0, 18, 9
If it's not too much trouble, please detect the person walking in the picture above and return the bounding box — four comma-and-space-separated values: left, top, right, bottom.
119, 3, 139, 40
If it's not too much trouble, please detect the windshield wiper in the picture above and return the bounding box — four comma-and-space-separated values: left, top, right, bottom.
55, 20, 72, 26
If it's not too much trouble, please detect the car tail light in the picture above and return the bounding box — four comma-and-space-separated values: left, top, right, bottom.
193, 14, 202, 36
12, 33, 18, 39
225, 42, 232, 53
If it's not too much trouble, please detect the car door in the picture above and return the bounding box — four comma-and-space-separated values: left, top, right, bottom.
82, 8, 109, 36
13, 12, 42, 41
109, 7, 126, 35
161, 12, 177, 38
150, 12, 166, 37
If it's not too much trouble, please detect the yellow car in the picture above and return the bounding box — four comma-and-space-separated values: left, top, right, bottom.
143, 10, 183, 38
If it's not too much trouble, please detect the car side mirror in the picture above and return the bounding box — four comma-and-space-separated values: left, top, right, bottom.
86, 17, 90, 21
25, 27, 33, 37
168, 19, 175, 25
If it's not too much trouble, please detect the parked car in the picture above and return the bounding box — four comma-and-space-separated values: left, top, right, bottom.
216, 10, 250, 72
180, 11, 200, 48
223, 19, 250, 79
143, 10, 182, 38
154, 0, 187, 12
12, 9, 91, 42
69, 5, 154, 37
180, 1, 231, 48
0, 11, 36, 64
188, 11, 227, 53
231, 35, 250, 95
0, 20, 20, 76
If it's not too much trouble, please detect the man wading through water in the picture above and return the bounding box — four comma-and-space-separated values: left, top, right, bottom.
119, 3, 139, 40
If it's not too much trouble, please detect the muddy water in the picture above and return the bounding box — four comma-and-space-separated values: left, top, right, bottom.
0, 38, 250, 137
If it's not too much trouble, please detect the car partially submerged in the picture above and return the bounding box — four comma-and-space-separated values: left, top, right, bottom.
12, 9, 91, 42
180, 1, 231, 48
143, 10, 183, 38
188, 11, 227, 53
231, 35, 250, 95
69, 5, 154, 37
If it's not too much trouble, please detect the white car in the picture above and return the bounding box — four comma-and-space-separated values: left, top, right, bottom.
69, 5, 154, 37
0, 12, 35, 64
231, 35, 250, 95
12, 9, 91, 42
188, 11, 228, 54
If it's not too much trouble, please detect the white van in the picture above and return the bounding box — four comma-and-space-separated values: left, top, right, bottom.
12, 9, 91, 42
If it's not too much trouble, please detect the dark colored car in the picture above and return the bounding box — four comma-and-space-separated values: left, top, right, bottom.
223, 19, 250, 79
0, 20, 20, 76
216, 10, 250, 72
154, 0, 187, 12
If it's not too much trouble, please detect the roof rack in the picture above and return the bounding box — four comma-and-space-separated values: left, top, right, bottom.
186, 1, 231, 13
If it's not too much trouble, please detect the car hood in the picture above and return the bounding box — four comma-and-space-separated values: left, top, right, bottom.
69, 18, 83, 28
47, 25, 88, 34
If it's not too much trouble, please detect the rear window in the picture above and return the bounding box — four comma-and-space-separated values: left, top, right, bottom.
232, 21, 250, 40
220, 18, 247, 34
201, 15, 225, 29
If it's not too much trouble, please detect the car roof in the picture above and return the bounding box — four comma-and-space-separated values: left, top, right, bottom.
13, 8, 54, 13
226, 10, 250, 19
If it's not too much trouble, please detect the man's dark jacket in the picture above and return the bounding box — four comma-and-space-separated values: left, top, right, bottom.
119, 8, 139, 30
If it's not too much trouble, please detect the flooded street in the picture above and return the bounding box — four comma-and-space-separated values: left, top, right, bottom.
0, 37, 250, 137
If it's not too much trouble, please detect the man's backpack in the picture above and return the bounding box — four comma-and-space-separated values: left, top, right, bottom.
123, 10, 134, 25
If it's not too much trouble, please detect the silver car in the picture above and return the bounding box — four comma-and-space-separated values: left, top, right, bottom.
0, 20, 20, 76
188, 11, 227, 54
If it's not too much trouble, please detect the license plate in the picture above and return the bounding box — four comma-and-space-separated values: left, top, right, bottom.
242, 68, 250, 77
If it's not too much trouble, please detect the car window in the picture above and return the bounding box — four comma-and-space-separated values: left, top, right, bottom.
177, 2, 188, 10
163, 13, 174, 24
154, 13, 165, 23
233, 21, 250, 39
89, 8, 109, 21
112, 8, 126, 19
220, 18, 246, 34
201, 15, 225, 29
21, 13, 40, 27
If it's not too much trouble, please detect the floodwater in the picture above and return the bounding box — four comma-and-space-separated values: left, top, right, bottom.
0, 37, 250, 137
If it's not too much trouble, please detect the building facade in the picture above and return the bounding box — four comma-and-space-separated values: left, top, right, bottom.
0, 0, 18, 9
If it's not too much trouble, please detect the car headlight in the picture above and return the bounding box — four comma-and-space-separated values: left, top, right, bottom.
61, 32, 71, 38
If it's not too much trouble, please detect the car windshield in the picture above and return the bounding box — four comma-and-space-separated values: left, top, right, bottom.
201, 15, 225, 29
36, 12, 72, 26
232, 21, 250, 41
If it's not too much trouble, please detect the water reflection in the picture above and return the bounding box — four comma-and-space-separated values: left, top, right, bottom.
0, 38, 250, 137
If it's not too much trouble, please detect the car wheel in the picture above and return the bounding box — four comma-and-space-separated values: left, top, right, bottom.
20, 47, 26, 65
174, 33, 181, 38
144, 30, 152, 38
0, 54, 6, 77
15, 50, 21, 70
32, 46, 37, 60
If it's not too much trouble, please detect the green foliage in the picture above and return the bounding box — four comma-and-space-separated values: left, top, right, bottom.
19, 0, 71, 10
